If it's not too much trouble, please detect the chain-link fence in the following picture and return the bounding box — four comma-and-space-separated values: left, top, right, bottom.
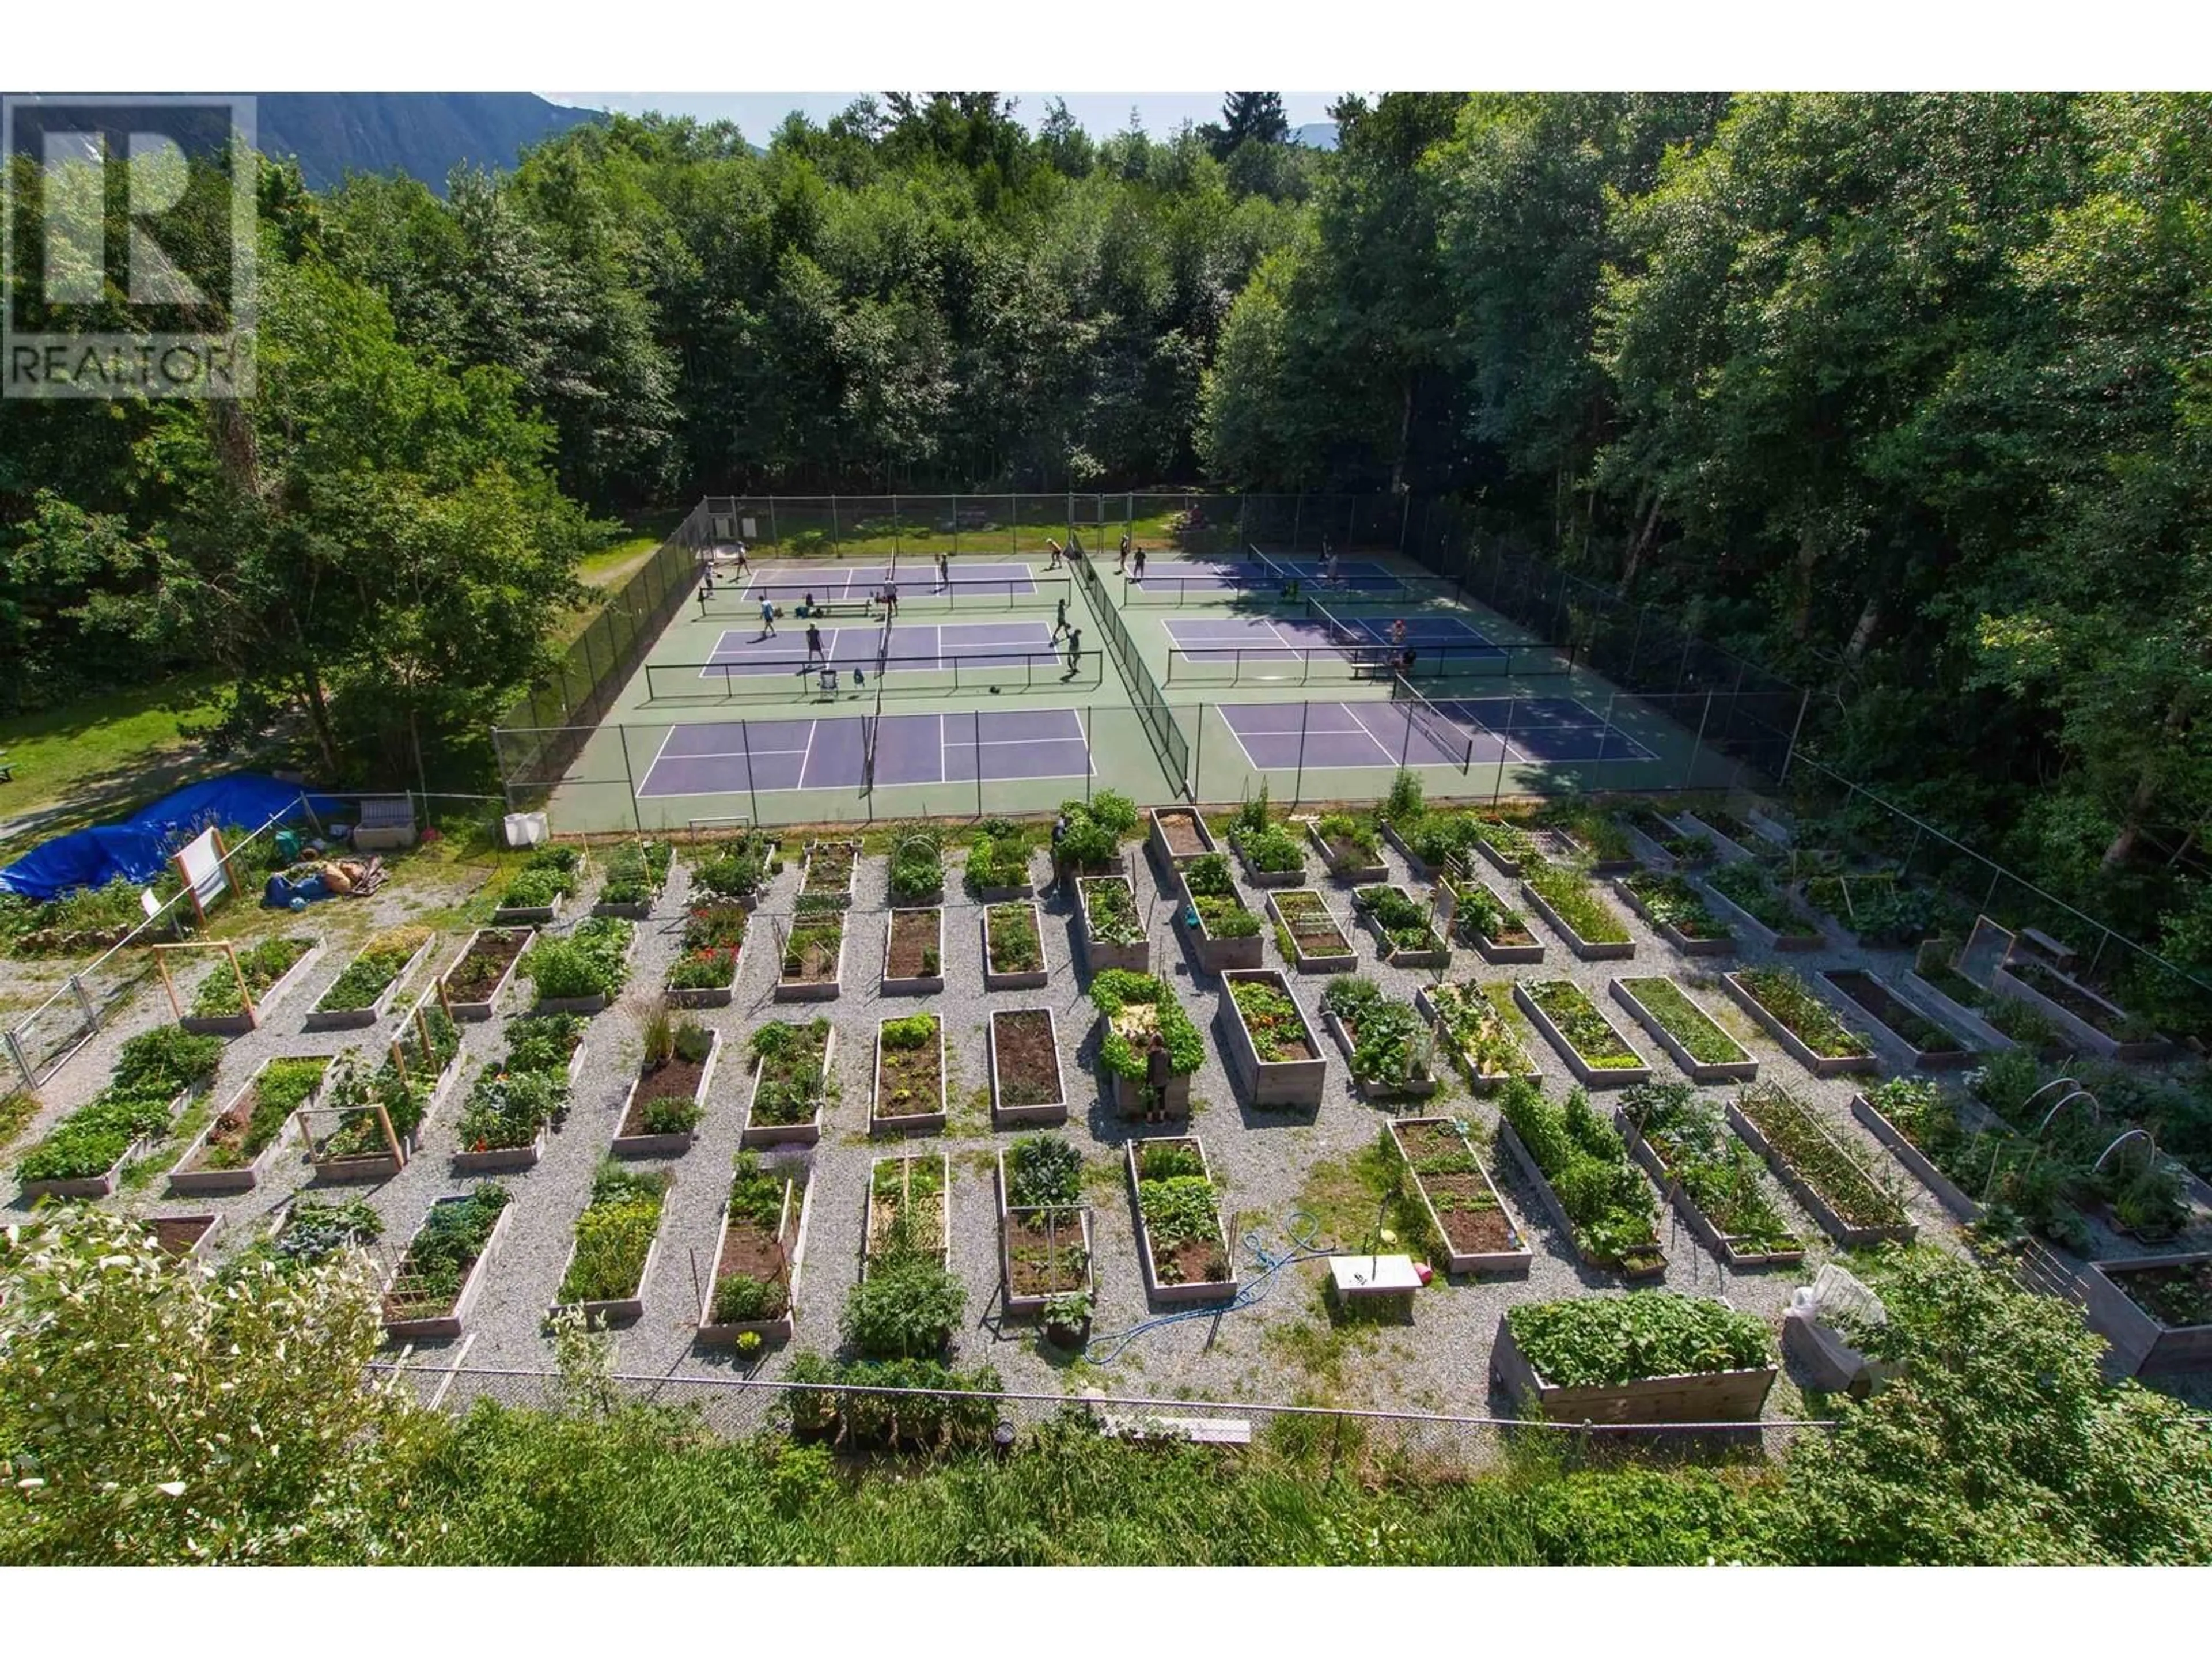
371, 1359, 1835, 1472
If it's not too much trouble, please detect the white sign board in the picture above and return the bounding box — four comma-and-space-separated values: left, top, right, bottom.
741, 517, 757, 540
175, 826, 229, 911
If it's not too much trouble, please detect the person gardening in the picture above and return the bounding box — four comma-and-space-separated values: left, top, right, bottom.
1145, 1031, 1173, 1124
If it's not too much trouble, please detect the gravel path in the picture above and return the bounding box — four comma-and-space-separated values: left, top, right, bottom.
8, 817, 2209, 1420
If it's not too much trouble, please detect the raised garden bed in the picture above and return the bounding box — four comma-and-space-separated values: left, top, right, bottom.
740, 1020, 835, 1148
698, 1153, 810, 1346
1610, 976, 1756, 1084
18, 1090, 186, 1201
982, 901, 1050, 990
965, 824, 1037, 901
990, 1007, 1068, 1126
1534, 807, 1639, 876
1093, 969, 1200, 1118
1321, 978, 1437, 1100
1724, 969, 1877, 1077
1616, 806, 1713, 869
1616, 1081, 1804, 1268
1819, 969, 1972, 1069
1267, 888, 1357, 973
1849, 1081, 1992, 1225
1514, 979, 1652, 1088
1903, 965, 2031, 1054
880, 906, 945, 995
303, 1024, 464, 1181
1729, 1082, 1915, 1247
1220, 968, 1327, 1108
665, 904, 746, 1007
381, 1185, 512, 1339
1518, 869, 1634, 962
180, 935, 321, 1035
870, 1013, 946, 1135
168, 1055, 327, 1195
1388, 1118, 1531, 1273
1417, 982, 1542, 1090
1699, 862, 1822, 950
1307, 813, 1388, 884
147, 1212, 224, 1262
438, 927, 532, 1020
1077, 876, 1149, 974
1352, 884, 1450, 968
1127, 1135, 1237, 1305
1677, 807, 1770, 862
493, 846, 583, 923
1448, 875, 1545, 964
1175, 854, 1264, 971
863, 1151, 950, 1274
592, 838, 674, 919
1492, 1296, 1777, 1425
550, 1162, 669, 1326
450, 1062, 565, 1174
523, 916, 634, 1015
305, 926, 435, 1031
2082, 1255, 2212, 1377
887, 831, 948, 908
612, 1023, 721, 1157
800, 839, 861, 909
1992, 957, 2171, 1062
688, 832, 779, 909
1228, 818, 1308, 889
997, 1136, 1093, 1315
1148, 805, 1217, 868
1615, 871, 1733, 955
1497, 1081, 1666, 1278
773, 903, 846, 1002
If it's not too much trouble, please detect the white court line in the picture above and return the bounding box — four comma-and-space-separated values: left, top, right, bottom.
798, 715, 820, 787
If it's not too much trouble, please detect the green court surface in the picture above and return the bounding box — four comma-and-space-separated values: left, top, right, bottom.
510, 546, 1761, 834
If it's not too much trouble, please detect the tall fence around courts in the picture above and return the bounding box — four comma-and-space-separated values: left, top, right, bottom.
1068, 548, 1191, 797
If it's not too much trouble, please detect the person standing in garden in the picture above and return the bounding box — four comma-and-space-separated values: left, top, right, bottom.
1049, 810, 1070, 895
1145, 1031, 1173, 1124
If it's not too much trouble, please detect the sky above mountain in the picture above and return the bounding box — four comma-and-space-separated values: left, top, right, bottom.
541, 90, 1344, 141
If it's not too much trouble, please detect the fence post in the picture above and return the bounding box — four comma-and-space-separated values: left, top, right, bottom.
6, 1028, 35, 1090
974, 710, 984, 819
737, 719, 760, 825
1192, 703, 1206, 802
1293, 700, 1308, 808
1237, 494, 1248, 550
1399, 491, 1411, 552
69, 972, 97, 1028
831, 495, 841, 559
767, 498, 778, 550
1291, 493, 1302, 556
618, 725, 643, 834
892, 494, 901, 560
1685, 691, 1713, 790
1778, 688, 1813, 784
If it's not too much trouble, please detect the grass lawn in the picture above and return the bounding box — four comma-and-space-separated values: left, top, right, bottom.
0, 675, 237, 864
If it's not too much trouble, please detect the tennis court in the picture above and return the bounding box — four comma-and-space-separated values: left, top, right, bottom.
1216, 692, 1657, 772
1123, 552, 1456, 604
635, 708, 1094, 797
724, 562, 1040, 605
696, 620, 1063, 677
1162, 613, 1504, 680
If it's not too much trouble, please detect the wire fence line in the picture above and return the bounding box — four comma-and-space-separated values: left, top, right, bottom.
369, 1359, 1838, 1468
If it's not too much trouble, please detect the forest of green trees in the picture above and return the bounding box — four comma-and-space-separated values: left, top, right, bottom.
2, 92, 2206, 1017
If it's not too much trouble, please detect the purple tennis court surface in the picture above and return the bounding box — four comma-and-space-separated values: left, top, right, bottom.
729, 562, 1037, 604
637, 709, 1092, 797
1131, 556, 1406, 594
1165, 614, 1501, 662
698, 620, 1059, 679
1219, 695, 1658, 770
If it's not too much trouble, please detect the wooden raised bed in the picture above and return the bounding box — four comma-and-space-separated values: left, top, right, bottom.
1495, 1119, 1668, 1281
740, 1024, 836, 1149
698, 1164, 812, 1346
990, 1007, 1068, 1127
772, 913, 846, 1002
1609, 977, 1757, 1084
862, 1151, 951, 1276
1173, 858, 1266, 972
381, 1195, 512, 1340
1722, 972, 1877, 1077
304, 930, 435, 1032
1077, 876, 1150, 974
1148, 805, 1217, 869
1726, 1094, 1916, 1248
1613, 877, 1733, 956
491, 892, 566, 926
439, 927, 533, 1021
1266, 888, 1357, 973
19, 1108, 175, 1202
1676, 809, 1764, 863
167, 1057, 321, 1195
1230, 830, 1306, 890
1614, 1107, 1804, 1270
870, 1014, 948, 1135
1513, 980, 1652, 1088
1490, 1312, 1776, 1425
1389, 1118, 1531, 1274
982, 902, 1050, 990
1848, 1090, 1995, 1225
1902, 970, 2020, 1054
1455, 876, 1546, 965
611, 1030, 722, 1158
179, 938, 324, 1036
1219, 968, 1327, 1108
1306, 820, 1388, 885
303, 1051, 463, 1182
148, 1212, 224, 1263
549, 1233, 660, 1328
1416, 984, 1544, 1092
1519, 880, 1634, 963
1127, 1135, 1237, 1305
1991, 959, 2172, 1062
800, 839, 861, 910
880, 906, 945, 995
527, 923, 635, 1017
1696, 881, 1823, 952
2081, 1255, 2212, 1377
1352, 885, 1450, 969
1819, 968, 1973, 1069
996, 1146, 1094, 1316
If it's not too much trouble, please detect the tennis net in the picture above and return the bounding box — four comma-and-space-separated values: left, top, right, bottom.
864, 709, 882, 785
1305, 597, 1374, 654
877, 612, 893, 672
1250, 546, 1293, 589
1390, 675, 1474, 770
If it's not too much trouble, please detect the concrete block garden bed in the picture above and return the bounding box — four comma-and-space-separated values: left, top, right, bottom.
1218, 969, 1327, 1108
1127, 1135, 1237, 1305
990, 1007, 1068, 1126
1388, 1118, 1530, 1274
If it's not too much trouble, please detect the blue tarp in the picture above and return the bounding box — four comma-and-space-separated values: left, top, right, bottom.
0, 774, 349, 902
